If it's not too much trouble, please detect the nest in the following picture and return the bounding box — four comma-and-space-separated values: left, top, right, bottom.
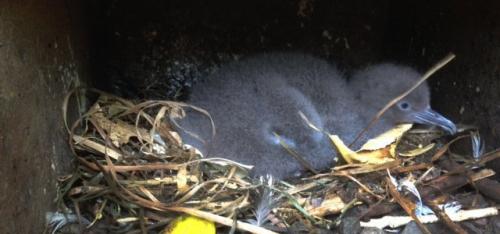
49, 55, 500, 234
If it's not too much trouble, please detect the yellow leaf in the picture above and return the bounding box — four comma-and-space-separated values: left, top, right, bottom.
329, 134, 394, 164
359, 124, 412, 151
329, 135, 357, 164
329, 124, 412, 164
164, 215, 216, 234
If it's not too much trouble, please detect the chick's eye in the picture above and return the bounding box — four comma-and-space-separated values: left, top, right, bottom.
398, 102, 410, 110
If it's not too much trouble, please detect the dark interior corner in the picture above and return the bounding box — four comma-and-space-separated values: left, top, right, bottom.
1, 0, 499, 232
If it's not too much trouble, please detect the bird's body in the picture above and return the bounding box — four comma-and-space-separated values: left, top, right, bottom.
178, 53, 455, 179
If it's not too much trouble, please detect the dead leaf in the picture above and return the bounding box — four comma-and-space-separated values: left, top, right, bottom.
89, 104, 151, 147
73, 135, 123, 160
177, 167, 190, 194
329, 134, 394, 164
302, 195, 346, 217
329, 124, 412, 164
359, 124, 412, 151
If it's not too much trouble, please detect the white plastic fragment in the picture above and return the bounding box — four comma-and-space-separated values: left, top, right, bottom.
360, 207, 498, 229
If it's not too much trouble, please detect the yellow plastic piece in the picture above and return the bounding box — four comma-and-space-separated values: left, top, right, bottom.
164, 215, 216, 234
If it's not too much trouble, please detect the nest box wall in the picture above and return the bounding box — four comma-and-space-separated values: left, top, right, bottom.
0, 1, 100, 233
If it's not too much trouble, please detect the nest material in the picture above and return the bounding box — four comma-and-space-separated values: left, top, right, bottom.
51, 89, 500, 234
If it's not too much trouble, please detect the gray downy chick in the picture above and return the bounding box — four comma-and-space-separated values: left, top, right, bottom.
178, 54, 456, 179
346, 63, 456, 148
178, 53, 346, 179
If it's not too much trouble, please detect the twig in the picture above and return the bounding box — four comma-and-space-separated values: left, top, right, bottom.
385, 177, 431, 234
341, 173, 384, 200
420, 169, 495, 199
423, 199, 467, 234
431, 135, 469, 162
392, 163, 433, 174
477, 148, 500, 165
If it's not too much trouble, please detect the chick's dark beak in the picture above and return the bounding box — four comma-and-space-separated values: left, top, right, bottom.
409, 107, 457, 134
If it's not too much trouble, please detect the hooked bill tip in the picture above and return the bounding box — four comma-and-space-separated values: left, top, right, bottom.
410, 108, 457, 135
